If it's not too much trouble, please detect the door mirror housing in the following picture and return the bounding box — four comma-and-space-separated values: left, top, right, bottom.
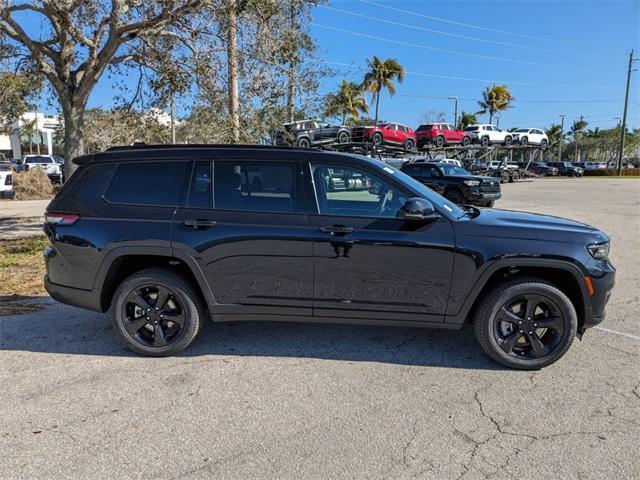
399, 198, 439, 221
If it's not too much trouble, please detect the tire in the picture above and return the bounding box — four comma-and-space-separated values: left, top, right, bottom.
297, 137, 311, 148
481, 136, 490, 147
445, 190, 465, 205
435, 136, 445, 148
404, 138, 415, 151
112, 268, 205, 357
504, 136, 513, 146
462, 136, 471, 146
520, 136, 528, 146
473, 276, 577, 369
372, 132, 383, 146
338, 131, 350, 144
484, 201, 495, 208
540, 140, 547, 150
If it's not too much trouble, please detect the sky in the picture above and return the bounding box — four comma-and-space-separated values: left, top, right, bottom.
31, 0, 640, 132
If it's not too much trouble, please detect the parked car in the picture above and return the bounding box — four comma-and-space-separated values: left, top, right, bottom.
23, 154, 63, 183
0, 158, 15, 199
350, 123, 416, 150
43, 144, 615, 369
8, 158, 24, 172
574, 162, 599, 171
595, 162, 607, 169
401, 161, 501, 207
547, 162, 583, 177
527, 162, 559, 176
275, 119, 351, 148
487, 160, 519, 171
415, 123, 472, 148
464, 124, 513, 146
511, 128, 549, 148
436, 158, 463, 167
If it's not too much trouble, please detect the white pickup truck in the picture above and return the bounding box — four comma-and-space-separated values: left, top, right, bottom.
23, 154, 63, 183
0, 157, 15, 198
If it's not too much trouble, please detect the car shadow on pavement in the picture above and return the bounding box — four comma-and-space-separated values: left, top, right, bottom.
0, 302, 505, 370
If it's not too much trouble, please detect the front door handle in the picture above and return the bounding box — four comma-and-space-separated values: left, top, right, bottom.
184, 219, 217, 229
319, 225, 354, 234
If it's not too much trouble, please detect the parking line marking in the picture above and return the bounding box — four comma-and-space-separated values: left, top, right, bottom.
594, 326, 640, 341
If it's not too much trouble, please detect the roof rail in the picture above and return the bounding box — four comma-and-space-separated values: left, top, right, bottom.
105, 143, 296, 152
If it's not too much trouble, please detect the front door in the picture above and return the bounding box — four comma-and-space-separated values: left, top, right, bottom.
172, 158, 314, 317
307, 161, 455, 322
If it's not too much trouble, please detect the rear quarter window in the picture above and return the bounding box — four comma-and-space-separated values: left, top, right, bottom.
105, 161, 190, 206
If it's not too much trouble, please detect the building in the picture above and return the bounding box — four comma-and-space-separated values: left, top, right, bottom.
0, 112, 62, 159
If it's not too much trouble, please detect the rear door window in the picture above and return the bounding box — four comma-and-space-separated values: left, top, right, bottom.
186, 160, 212, 209
214, 161, 296, 213
105, 161, 189, 206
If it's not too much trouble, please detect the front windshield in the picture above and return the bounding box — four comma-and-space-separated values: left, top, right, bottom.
371, 160, 466, 219
439, 164, 471, 176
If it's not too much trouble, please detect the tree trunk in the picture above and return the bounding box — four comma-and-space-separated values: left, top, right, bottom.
374, 90, 380, 125
62, 102, 86, 179
489, 112, 493, 124
226, 0, 240, 143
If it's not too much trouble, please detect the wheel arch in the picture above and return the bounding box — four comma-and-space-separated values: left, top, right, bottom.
96, 247, 214, 312
447, 259, 591, 330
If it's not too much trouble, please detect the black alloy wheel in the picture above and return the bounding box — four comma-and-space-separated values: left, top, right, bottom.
473, 277, 577, 369
112, 269, 204, 356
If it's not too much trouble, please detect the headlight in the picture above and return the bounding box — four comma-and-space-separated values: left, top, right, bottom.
463, 180, 480, 186
587, 242, 609, 259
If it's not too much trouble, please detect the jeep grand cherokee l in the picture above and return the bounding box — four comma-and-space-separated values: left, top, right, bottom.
401, 161, 501, 207
415, 123, 472, 148
350, 123, 416, 151
43, 145, 615, 369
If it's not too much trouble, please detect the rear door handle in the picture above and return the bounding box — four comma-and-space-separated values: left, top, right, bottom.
319, 225, 354, 234
184, 219, 217, 228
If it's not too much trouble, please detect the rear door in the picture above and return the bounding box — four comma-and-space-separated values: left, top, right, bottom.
306, 160, 455, 321
172, 156, 314, 317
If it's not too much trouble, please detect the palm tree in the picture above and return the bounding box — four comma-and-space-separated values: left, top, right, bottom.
545, 124, 562, 160
362, 56, 405, 125
457, 111, 477, 130
570, 118, 588, 162
325, 80, 369, 124
19, 119, 37, 154
477, 85, 514, 124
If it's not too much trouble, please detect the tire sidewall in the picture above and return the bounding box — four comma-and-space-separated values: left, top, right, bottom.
477, 281, 577, 369
112, 271, 203, 356
372, 132, 383, 145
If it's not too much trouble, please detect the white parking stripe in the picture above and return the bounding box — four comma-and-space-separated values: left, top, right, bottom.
594, 326, 640, 341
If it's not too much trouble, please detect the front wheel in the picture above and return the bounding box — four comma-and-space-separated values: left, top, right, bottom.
462, 136, 471, 146
473, 277, 577, 369
445, 190, 465, 205
338, 131, 350, 144
540, 139, 548, 150
372, 132, 383, 145
481, 136, 490, 147
404, 138, 415, 151
504, 136, 513, 146
435, 136, 445, 148
297, 137, 311, 148
520, 136, 528, 146
112, 268, 205, 356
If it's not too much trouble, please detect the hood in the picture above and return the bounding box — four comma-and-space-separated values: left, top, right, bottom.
459, 208, 608, 243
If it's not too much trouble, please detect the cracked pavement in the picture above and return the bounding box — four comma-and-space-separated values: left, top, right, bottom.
1, 178, 639, 479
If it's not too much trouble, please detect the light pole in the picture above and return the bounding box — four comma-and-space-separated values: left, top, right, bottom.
617, 49, 637, 176
558, 115, 566, 162
448, 96, 458, 128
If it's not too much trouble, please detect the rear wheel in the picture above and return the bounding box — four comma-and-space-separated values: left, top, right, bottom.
435, 136, 445, 148
462, 136, 471, 146
338, 131, 350, 144
504, 136, 513, 146
473, 277, 577, 369
404, 138, 415, 151
297, 137, 311, 148
112, 269, 205, 356
445, 190, 465, 205
481, 136, 490, 147
372, 132, 383, 145
520, 136, 528, 146
540, 139, 548, 149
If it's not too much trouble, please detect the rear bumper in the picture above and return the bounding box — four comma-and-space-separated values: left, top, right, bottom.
44, 275, 104, 312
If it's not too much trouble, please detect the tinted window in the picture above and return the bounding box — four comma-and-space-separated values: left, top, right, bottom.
26, 156, 53, 164
214, 161, 295, 213
464, 126, 479, 131
311, 163, 408, 218
106, 161, 189, 206
187, 161, 212, 209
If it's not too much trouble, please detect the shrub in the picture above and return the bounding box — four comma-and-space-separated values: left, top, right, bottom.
13, 167, 55, 200
583, 168, 640, 176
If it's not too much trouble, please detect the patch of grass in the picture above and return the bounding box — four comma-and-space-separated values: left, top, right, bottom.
0, 236, 48, 297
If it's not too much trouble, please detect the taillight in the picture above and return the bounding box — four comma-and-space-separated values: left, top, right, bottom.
45, 212, 80, 226
4, 174, 11, 185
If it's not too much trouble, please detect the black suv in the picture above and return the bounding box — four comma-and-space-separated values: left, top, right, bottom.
546, 161, 584, 177
275, 120, 351, 148
400, 161, 501, 207
43, 145, 615, 369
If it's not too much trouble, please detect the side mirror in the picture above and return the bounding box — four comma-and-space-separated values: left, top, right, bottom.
399, 198, 438, 221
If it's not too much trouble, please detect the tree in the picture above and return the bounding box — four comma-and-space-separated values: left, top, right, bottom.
570, 117, 588, 162
362, 56, 404, 126
477, 85, 514, 124
0, 1, 205, 175
457, 111, 477, 130
545, 124, 562, 160
324, 80, 368, 124
0, 69, 41, 133
421, 110, 446, 124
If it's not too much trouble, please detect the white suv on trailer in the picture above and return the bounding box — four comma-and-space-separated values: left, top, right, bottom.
464, 124, 513, 146
511, 128, 548, 148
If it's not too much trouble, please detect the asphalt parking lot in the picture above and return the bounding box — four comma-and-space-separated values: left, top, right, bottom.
1, 178, 639, 480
